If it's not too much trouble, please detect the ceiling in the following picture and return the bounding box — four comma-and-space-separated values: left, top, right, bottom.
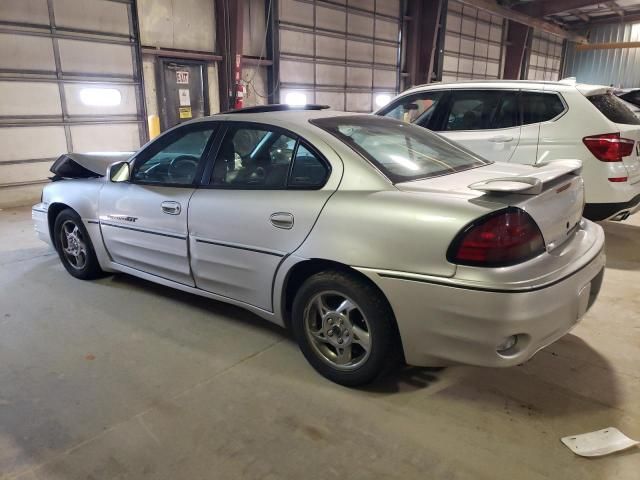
506, 0, 640, 27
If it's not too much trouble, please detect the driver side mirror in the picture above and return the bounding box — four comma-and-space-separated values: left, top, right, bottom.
107, 161, 130, 183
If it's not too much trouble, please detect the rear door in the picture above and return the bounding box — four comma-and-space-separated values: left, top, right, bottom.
587, 93, 640, 185
435, 89, 521, 163
188, 122, 339, 311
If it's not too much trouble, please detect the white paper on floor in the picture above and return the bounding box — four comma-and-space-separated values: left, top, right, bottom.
561, 427, 639, 457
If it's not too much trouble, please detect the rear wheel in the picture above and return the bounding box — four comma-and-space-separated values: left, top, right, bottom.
292, 270, 397, 386
54, 209, 104, 280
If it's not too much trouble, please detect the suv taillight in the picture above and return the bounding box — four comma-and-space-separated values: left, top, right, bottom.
447, 208, 545, 267
582, 133, 635, 162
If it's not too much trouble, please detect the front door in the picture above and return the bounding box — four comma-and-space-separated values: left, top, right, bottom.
159, 59, 208, 130
188, 123, 337, 311
100, 122, 217, 285
437, 89, 521, 163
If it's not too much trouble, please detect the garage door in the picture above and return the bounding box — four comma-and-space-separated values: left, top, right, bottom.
0, 0, 145, 206
441, 0, 504, 82
277, 0, 401, 112
526, 31, 564, 81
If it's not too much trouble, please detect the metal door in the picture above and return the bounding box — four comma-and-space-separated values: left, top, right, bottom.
159, 60, 208, 130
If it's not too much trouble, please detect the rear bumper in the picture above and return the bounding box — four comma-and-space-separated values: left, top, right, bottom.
357, 227, 606, 367
584, 193, 640, 221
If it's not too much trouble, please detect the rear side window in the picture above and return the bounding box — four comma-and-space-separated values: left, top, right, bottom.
289, 144, 328, 188
311, 115, 491, 183
521, 92, 565, 125
619, 91, 640, 108
378, 91, 445, 128
588, 93, 640, 125
443, 90, 519, 131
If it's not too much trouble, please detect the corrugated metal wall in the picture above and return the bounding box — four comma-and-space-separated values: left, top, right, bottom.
564, 21, 640, 87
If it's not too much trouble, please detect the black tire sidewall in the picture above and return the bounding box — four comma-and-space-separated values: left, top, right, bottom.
53, 209, 103, 280
292, 270, 395, 387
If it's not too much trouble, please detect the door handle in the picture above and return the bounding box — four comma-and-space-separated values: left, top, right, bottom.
161, 201, 181, 215
488, 135, 514, 143
270, 212, 294, 229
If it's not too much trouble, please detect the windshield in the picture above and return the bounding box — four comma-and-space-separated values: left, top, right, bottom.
311, 115, 491, 182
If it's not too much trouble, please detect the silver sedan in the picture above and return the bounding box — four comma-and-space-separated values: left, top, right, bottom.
32, 106, 605, 386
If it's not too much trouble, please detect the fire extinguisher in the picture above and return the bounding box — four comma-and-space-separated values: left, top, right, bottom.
234, 82, 244, 110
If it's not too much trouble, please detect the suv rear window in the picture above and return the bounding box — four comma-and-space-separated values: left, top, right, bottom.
588, 93, 640, 125
311, 116, 491, 183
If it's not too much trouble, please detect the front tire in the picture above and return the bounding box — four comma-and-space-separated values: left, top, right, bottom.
292, 270, 397, 386
53, 209, 105, 280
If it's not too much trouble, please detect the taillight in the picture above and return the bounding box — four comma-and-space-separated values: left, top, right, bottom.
582, 133, 635, 162
447, 208, 545, 267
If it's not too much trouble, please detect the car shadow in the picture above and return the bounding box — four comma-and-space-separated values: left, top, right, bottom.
432, 334, 622, 419
600, 220, 640, 270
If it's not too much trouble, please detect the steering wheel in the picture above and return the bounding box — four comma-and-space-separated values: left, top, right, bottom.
168, 155, 199, 182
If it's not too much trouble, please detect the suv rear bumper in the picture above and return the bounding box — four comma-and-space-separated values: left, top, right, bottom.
584, 193, 640, 221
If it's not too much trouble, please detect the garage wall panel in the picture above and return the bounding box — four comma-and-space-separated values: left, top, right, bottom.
0, 162, 54, 184
0, 0, 50, 25
70, 124, 140, 153
54, 0, 131, 35
277, 0, 401, 112
442, 0, 504, 82
0, 127, 67, 163
0, 82, 62, 117
58, 39, 134, 77
0, 33, 56, 71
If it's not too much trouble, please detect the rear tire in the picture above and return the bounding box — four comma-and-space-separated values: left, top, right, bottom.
53, 209, 105, 280
292, 269, 397, 386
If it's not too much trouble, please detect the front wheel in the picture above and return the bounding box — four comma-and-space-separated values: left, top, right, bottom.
292, 270, 398, 386
54, 209, 105, 280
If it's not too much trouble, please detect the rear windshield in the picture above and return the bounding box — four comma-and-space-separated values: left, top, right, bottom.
311, 116, 491, 183
588, 93, 640, 125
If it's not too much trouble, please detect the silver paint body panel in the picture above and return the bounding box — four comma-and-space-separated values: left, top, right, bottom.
33, 110, 606, 367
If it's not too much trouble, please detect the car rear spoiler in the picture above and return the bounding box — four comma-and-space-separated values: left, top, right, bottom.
468, 160, 582, 195
50, 152, 133, 180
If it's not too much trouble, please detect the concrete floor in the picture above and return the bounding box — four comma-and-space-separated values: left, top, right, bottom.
0, 206, 638, 480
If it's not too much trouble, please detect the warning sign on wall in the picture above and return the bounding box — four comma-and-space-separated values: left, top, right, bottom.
179, 107, 192, 119
178, 88, 191, 106
176, 70, 189, 84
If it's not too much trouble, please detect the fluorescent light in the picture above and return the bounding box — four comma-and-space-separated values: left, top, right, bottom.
375, 94, 392, 108
80, 88, 121, 106
285, 92, 307, 106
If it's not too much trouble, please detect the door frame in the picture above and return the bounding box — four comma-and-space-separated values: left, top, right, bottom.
156, 57, 211, 132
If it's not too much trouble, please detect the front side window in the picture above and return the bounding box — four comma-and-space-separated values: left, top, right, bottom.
521, 91, 565, 125
132, 125, 215, 185
588, 93, 640, 125
312, 115, 491, 183
379, 91, 445, 128
211, 127, 297, 188
443, 90, 519, 131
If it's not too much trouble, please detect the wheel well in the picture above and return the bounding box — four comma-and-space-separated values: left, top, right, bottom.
281, 259, 397, 328
47, 202, 72, 244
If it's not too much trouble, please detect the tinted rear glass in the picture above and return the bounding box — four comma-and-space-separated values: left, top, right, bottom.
619, 91, 640, 108
311, 116, 491, 183
588, 93, 640, 125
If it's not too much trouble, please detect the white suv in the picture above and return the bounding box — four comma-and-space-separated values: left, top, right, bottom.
376, 80, 640, 221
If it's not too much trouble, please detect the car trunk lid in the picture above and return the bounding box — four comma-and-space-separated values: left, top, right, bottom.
615, 123, 640, 184
396, 160, 585, 252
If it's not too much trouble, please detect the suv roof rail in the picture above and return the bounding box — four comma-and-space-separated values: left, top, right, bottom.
221, 104, 331, 114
